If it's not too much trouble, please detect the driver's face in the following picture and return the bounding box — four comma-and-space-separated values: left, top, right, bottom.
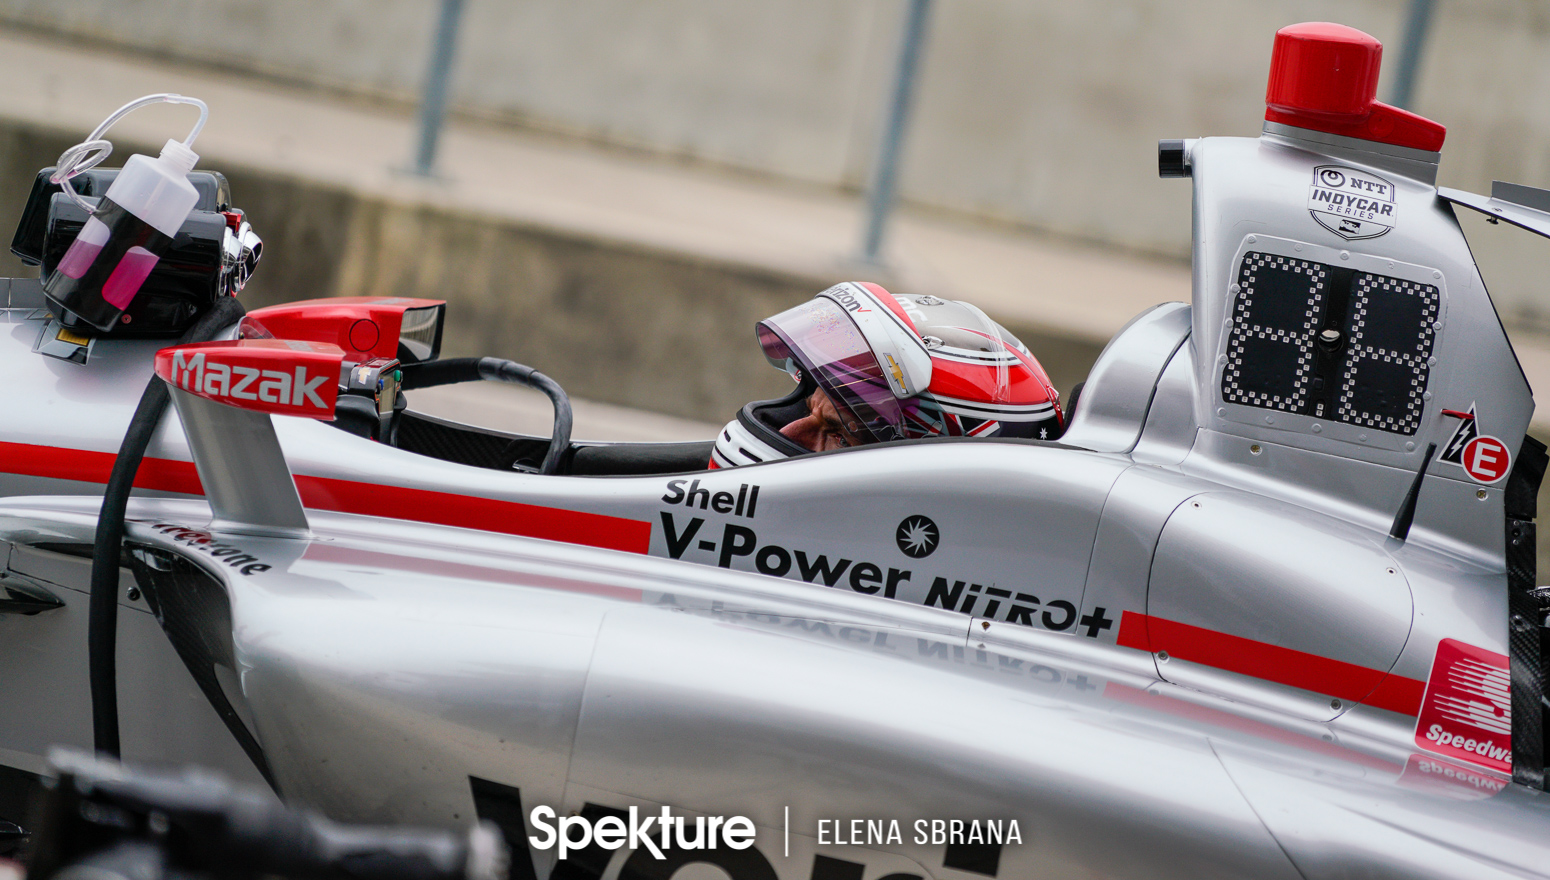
780, 389, 867, 452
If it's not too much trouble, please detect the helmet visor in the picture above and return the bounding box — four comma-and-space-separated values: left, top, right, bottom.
756, 298, 906, 443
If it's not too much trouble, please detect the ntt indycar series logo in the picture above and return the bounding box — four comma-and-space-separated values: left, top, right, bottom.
1308, 165, 1396, 240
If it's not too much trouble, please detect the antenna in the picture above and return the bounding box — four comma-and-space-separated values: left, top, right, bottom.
1389, 442, 1437, 542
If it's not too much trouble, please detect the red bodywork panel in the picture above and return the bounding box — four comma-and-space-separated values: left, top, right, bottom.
1265, 22, 1446, 152
246, 297, 446, 362
154, 339, 345, 419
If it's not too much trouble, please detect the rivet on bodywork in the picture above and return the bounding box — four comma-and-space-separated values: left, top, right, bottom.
1250, 444, 1262, 455
1477, 489, 1488, 500
1330, 699, 1342, 710
1157, 651, 1170, 663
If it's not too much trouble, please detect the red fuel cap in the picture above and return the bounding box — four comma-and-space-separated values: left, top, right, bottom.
1264, 22, 1445, 152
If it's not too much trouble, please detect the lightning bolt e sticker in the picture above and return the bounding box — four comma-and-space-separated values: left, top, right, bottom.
1439, 404, 1478, 465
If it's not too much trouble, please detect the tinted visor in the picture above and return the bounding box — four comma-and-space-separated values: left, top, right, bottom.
756, 298, 907, 443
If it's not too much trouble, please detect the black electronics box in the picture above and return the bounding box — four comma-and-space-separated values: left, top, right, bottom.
10, 166, 236, 336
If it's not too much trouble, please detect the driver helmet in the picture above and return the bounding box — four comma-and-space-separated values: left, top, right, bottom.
711, 282, 1063, 468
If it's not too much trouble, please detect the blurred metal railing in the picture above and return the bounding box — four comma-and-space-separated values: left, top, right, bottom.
1389, 0, 1437, 110
412, 0, 467, 176
859, 0, 934, 266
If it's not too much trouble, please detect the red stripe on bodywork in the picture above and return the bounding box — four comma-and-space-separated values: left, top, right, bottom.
1115, 609, 1425, 716
292, 475, 650, 553
1116, 609, 1151, 651
1363, 671, 1427, 716
0, 441, 203, 494
0, 442, 650, 554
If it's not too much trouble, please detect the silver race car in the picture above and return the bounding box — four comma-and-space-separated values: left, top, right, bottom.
2, 21, 1548, 880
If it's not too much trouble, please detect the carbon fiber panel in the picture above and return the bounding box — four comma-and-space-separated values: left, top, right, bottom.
1507, 435, 1547, 789
394, 412, 539, 470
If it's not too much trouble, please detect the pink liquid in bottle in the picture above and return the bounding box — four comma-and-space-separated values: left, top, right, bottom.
56, 216, 110, 279
101, 246, 161, 309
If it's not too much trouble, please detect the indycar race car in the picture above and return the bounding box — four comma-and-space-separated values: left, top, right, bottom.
2, 21, 1550, 880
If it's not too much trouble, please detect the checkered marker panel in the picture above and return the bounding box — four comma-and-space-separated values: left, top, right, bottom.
1336, 273, 1438, 435
1222, 253, 1327, 412
1222, 253, 1439, 437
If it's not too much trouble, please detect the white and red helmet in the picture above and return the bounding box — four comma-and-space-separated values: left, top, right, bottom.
711, 282, 1062, 467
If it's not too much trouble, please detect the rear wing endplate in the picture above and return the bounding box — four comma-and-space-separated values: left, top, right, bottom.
1439, 181, 1550, 240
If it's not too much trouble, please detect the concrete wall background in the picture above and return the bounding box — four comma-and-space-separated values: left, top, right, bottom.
4, 1, 1550, 329
0, 119, 1103, 424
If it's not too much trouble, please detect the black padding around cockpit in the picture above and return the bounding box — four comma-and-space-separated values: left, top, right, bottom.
567, 441, 716, 475
395, 411, 520, 469
396, 411, 713, 475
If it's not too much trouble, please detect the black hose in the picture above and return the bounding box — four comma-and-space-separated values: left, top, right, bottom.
402, 356, 573, 475
89, 296, 247, 757
479, 358, 572, 476
398, 357, 483, 390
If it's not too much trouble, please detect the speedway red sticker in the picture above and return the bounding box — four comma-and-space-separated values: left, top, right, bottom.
1413, 638, 1511, 773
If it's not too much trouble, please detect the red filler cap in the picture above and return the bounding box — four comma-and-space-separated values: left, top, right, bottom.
1264, 22, 1445, 153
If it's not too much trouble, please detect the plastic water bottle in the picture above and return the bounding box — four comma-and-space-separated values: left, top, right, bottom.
45, 138, 201, 331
